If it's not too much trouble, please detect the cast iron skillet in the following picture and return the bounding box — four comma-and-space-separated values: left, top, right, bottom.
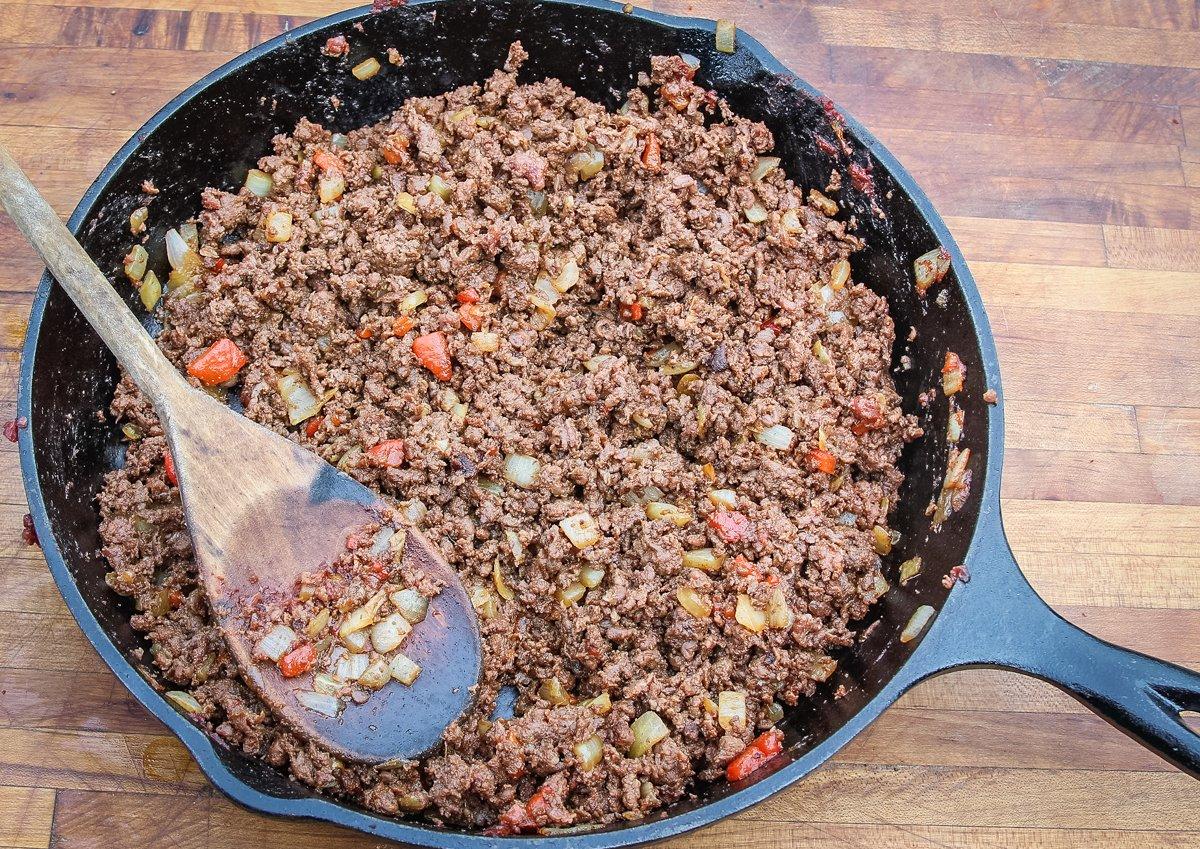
18, 0, 1200, 844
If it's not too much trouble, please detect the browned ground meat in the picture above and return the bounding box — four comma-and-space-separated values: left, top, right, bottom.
97, 43, 920, 830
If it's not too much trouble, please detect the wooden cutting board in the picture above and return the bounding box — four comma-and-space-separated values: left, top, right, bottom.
0, 1, 1198, 847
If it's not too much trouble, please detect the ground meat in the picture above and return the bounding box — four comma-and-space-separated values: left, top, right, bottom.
97, 44, 920, 830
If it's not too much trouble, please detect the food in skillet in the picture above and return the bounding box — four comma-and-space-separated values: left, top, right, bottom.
99, 43, 920, 831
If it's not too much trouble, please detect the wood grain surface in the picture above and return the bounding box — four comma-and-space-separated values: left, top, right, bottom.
1, 0, 1199, 846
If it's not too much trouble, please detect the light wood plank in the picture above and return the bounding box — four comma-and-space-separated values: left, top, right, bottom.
1137, 406, 1200, 455
1005, 400, 1141, 453
945, 217, 1108, 267
0, 727, 207, 794
973, 261, 1200, 315
1103, 224, 1200, 271
1002, 448, 1200, 506
0, 786, 54, 849
808, 8, 1200, 69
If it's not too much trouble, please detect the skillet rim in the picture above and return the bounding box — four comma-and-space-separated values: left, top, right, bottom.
17, 0, 1006, 845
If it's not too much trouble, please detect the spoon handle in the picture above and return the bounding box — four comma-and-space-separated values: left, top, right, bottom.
0, 142, 190, 411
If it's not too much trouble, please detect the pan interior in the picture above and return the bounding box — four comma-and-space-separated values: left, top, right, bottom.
24, 0, 989, 833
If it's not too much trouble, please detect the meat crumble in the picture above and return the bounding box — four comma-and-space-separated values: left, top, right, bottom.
97, 43, 920, 831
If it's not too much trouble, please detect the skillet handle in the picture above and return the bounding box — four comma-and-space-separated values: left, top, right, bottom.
913, 521, 1200, 778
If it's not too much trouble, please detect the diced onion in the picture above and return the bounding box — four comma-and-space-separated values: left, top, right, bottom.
538, 677, 570, 705
947, 408, 964, 443
570, 149, 605, 180
179, 221, 198, 250
503, 453, 541, 488
264, 211, 293, 243
556, 581, 587, 606
534, 275, 560, 306
914, 247, 951, 295
528, 190, 548, 217
811, 655, 838, 682
584, 354, 615, 372
165, 690, 203, 714
781, 209, 803, 234
708, 489, 738, 509
296, 690, 342, 717
645, 502, 692, 527
399, 289, 428, 312
900, 605, 936, 643
277, 371, 324, 425
255, 623, 297, 662
735, 594, 767, 633
395, 191, 418, 214
338, 590, 387, 639
579, 565, 605, 589
389, 653, 421, 685
554, 258, 580, 292
872, 574, 890, 599
809, 189, 838, 216
330, 133, 349, 149
827, 310, 846, 325
370, 612, 412, 654
389, 588, 429, 624
714, 19, 737, 53
312, 672, 342, 695
530, 297, 557, 330
428, 174, 452, 201
573, 735, 604, 770
123, 244, 148, 282
493, 560, 515, 601
766, 701, 785, 724
318, 173, 346, 203
245, 168, 274, 197
352, 57, 381, 80
744, 202, 768, 224
717, 690, 746, 731
471, 331, 500, 352
829, 259, 851, 290
766, 587, 793, 629
341, 629, 369, 653
335, 652, 369, 682
359, 657, 392, 690
559, 513, 600, 549
305, 607, 331, 638
122, 423, 143, 441
677, 586, 711, 619
505, 529, 525, 564
871, 526, 892, 555
165, 229, 190, 270
899, 556, 922, 585
682, 548, 724, 573
470, 586, 497, 620
401, 498, 428, 525
755, 424, 795, 450
129, 205, 149, 235
628, 711, 670, 757
580, 692, 611, 715
751, 156, 780, 182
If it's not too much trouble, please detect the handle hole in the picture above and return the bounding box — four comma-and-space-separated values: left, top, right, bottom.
1182, 710, 1200, 737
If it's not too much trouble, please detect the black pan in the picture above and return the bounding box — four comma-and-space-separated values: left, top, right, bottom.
17, 1, 1200, 845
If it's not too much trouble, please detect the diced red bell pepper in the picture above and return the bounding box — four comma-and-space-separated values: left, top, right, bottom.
163, 451, 178, 486
456, 288, 480, 304
619, 301, 644, 322
524, 782, 560, 824
367, 439, 406, 467
458, 303, 484, 331
708, 510, 753, 544
381, 133, 410, 165
806, 448, 837, 474
726, 728, 784, 782
311, 148, 342, 173
483, 802, 537, 836
641, 132, 662, 168
370, 560, 391, 581
186, 338, 247, 386
849, 396, 885, 436
278, 642, 317, 678
392, 314, 415, 337
942, 351, 966, 396
304, 417, 324, 438
412, 332, 453, 381
357, 327, 375, 339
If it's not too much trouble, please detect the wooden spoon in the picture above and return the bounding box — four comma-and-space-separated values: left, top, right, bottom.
0, 143, 481, 765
